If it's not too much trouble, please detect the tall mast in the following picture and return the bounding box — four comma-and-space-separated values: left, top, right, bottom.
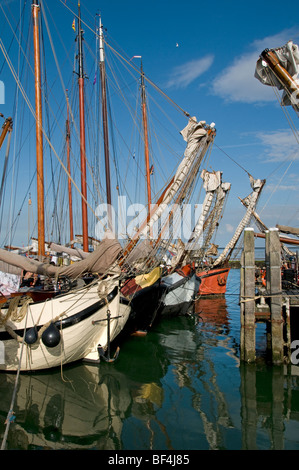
140, 60, 152, 218
77, 1, 89, 251
32, 0, 45, 259
0, 116, 13, 150
66, 90, 74, 245
99, 17, 112, 231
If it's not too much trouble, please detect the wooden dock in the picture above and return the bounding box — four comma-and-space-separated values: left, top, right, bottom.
240, 227, 299, 364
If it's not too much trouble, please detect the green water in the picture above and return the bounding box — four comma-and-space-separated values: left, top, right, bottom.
1, 269, 299, 450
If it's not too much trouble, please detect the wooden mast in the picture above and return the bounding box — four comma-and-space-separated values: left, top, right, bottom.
0, 116, 13, 150
99, 17, 112, 231
140, 60, 152, 218
32, 0, 45, 259
77, 1, 89, 252
66, 90, 74, 245
254, 232, 299, 246
260, 48, 299, 111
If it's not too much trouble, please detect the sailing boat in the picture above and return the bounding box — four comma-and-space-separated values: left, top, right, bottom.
193, 170, 231, 296
94, 27, 168, 335
174, 168, 265, 297
91, 35, 217, 327
194, 175, 266, 296
119, 120, 216, 327
156, 124, 217, 316
170, 168, 231, 297
0, 1, 131, 371
120, 116, 217, 323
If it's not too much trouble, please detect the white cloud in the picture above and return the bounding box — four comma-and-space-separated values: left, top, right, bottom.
265, 183, 298, 191
166, 55, 214, 89
211, 29, 299, 103
256, 129, 299, 162
225, 223, 234, 233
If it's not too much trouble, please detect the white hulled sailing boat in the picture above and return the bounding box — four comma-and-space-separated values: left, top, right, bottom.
0, 1, 131, 371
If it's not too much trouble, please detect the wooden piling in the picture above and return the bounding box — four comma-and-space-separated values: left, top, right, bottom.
240, 228, 256, 363
241, 227, 292, 364
284, 296, 291, 363
240, 251, 245, 361
266, 228, 284, 364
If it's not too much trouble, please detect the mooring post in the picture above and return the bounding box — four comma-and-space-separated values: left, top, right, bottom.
266, 228, 283, 364
240, 251, 245, 361
241, 228, 256, 363
284, 297, 291, 363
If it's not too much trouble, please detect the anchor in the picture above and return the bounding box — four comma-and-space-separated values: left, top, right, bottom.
92, 309, 122, 363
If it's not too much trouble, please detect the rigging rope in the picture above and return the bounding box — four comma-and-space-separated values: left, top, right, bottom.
0, 38, 105, 228
214, 143, 253, 178
264, 66, 299, 143
257, 66, 299, 218
58, 0, 190, 120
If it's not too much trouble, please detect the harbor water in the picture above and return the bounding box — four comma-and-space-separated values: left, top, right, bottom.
1, 269, 299, 451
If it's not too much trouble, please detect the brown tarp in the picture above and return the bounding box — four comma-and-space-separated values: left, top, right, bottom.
49, 242, 88, 259
123, 240, 153, 266
0, 239, 122, 279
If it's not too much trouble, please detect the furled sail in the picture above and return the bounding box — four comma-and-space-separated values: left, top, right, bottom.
255, 40, 299, 108
276, 224, 299, 236
123, 239, 154, 267
49, 242, 88, 260
188, 169, 230, 244
213, 176, 265, 267
139, 118, 213, 239
181, 169, 230, 266
0, 238, 122, 279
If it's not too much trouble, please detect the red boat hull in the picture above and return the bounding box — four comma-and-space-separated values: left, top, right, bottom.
196, 267, 230, 296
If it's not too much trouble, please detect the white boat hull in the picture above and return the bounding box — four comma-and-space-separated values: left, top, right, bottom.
160, 272, 200, 316
0, 278, 130, 371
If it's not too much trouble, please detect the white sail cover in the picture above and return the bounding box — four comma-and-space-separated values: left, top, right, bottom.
255, 40, 299, 106
188, 170, 222, 244
186, 170, 230, 254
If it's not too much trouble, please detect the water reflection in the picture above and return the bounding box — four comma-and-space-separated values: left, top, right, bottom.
240, 363, 299, 450
0, 270, 299, 450
0, 328, 174, 450
0, 365, 125, 449
195, 296, 230, 326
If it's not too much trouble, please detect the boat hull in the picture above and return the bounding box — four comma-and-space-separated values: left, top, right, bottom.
123, 281, 167, 334
0, 278, 130, 372
196, 267, 230, 296
159, 272, 200, 316
121, 268, 168, 334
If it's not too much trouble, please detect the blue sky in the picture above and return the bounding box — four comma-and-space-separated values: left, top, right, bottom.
0, 0, 299, 248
